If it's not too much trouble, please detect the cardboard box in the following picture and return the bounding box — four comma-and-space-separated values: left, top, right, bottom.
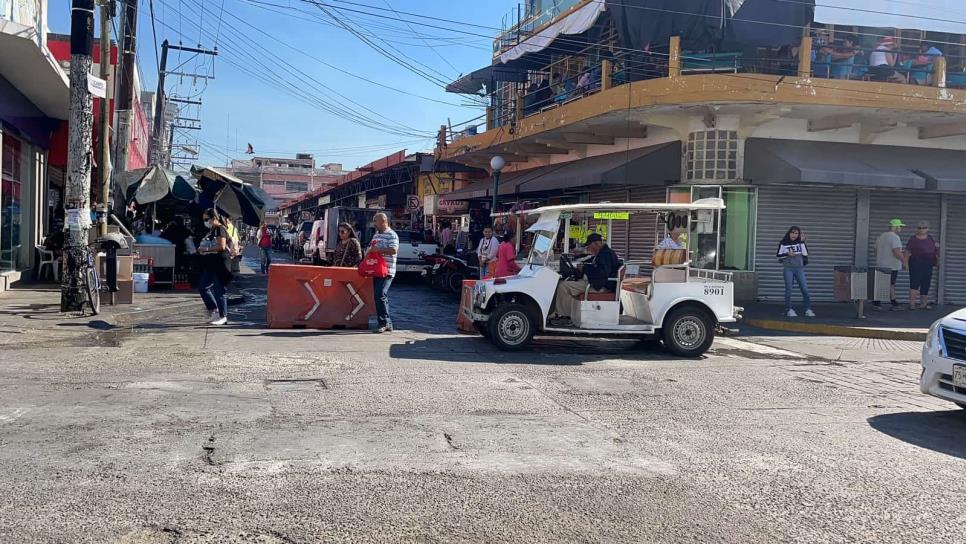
100, 279, 133, 305
96, 254, 134, 281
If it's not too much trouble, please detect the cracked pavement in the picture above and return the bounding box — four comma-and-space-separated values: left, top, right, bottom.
1, 271, 964, 543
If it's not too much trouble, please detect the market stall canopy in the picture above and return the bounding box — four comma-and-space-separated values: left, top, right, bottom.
743, 139, 966, 189
498, 0, 607, 64
191, 166, 277, 225
120, 165, 197, 205
443, 143, 680, 200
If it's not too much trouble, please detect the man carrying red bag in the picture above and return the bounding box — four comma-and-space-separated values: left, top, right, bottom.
364, 212, 399, 333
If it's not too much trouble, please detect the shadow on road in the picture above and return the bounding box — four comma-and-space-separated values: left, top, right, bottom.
868, 410, 966, 460
389, 335, 675, 365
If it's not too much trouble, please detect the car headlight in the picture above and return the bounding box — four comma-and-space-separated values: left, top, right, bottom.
923, 319, 943, 357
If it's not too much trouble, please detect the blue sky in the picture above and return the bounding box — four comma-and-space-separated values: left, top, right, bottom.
48, 0, 518, 170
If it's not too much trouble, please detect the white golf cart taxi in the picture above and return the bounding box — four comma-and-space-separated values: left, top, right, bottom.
464, 199, 741, 356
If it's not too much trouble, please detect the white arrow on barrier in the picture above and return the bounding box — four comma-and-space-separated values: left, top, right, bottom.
344, 282, 365, 320
302, 280, 320, 320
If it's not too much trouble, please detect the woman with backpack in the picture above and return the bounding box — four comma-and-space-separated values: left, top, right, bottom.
776, 226, 815, 318
256, 222, 272, 274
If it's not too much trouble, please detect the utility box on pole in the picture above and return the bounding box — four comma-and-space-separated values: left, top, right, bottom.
62, 0, 96, 311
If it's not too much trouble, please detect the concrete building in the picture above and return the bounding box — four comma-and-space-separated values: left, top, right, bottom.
441, 0, 966, 304
0, 0, 68, 288
228, 153, 347, 224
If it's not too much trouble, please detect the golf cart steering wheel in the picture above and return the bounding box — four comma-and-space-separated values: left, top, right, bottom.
559, 254, 581, 280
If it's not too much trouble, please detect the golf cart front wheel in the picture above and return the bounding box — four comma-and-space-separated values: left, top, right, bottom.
488, 303, 535, 351
661, 307, 713, 357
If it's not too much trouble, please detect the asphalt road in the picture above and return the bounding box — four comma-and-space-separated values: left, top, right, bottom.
1, 265, 964, 543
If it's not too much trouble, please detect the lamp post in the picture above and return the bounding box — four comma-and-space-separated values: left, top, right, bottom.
490, 155, 505, 213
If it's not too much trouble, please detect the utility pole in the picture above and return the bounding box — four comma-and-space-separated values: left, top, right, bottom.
113, 0, 137, 189
151, 41, 217, 168
150, 39, 169, 167
62, 0, 96, 311
97, 0, 113, 236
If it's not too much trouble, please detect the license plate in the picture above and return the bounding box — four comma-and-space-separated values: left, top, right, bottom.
954, 365, 966, 388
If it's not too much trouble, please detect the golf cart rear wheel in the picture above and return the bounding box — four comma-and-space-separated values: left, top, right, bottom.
661, 307, 713, 357
488, 303, 535, 351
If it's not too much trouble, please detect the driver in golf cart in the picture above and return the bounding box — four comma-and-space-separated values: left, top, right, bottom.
550, 233, 621, 323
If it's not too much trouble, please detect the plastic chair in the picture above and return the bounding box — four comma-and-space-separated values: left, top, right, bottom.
35, 245, 59, 281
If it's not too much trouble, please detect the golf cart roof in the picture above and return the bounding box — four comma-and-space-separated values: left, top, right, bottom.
528, 198, 725, 216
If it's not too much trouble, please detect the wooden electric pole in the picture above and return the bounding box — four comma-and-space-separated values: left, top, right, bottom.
97, 0, 113, 236
62, 0, 96, 312
113, 0, 137, 179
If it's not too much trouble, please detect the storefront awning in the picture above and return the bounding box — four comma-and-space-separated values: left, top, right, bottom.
745, 139, 932, 189
446, 65, 529, 95
444, 143, 680, 201
498, 0, 607, 64
0, 22, 69, 119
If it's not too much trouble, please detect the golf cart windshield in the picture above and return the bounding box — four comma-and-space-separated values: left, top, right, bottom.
525, 210, 561, 267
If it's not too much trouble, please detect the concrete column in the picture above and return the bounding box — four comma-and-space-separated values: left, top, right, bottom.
798, 36, 813, 78
601, 59, 612, 91
934, 56, 948, 88
668, 37, 681, 78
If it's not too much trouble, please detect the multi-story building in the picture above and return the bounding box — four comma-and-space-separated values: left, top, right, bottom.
0, 0, 68, 287
228, 154, 347, 224
441, 0, 966, 304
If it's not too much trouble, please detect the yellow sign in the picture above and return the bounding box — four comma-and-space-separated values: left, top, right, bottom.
569, 224, 607, 243
593, 212, 629, 220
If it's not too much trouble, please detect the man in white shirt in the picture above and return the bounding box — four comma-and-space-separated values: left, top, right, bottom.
869, 36, 906, 83
874, 218, 908, 310
477, 227, 499, 278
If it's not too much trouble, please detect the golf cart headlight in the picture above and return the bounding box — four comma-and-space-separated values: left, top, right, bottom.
924, 319, 943, 357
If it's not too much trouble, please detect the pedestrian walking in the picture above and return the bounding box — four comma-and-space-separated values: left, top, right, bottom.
906, 221, 939, 310
776, 226, 814, 318
368, 212, 399, 333
333, 222, 363, 268
197, 209, 232, 325
494, 231, 520, 278
874, 218, 908, 310
256, 222, 273, 274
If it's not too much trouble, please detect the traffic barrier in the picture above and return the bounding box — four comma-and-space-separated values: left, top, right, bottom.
267, 264, 375, 329
456, 279, 477, 333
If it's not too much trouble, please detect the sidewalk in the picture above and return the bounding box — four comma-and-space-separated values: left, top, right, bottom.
739, 301, 958, 341
0, 246, 270, 348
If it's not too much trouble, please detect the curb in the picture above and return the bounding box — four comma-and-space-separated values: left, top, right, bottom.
743, 318, 927, 341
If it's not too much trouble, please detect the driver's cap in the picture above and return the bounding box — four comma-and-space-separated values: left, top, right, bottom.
585, 233, 604, 246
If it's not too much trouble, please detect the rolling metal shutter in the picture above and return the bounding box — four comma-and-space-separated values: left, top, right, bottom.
755, 186, 857, 302
943, 194, 966, 304
627, 186, 667, 271
867, 191, 941, 303
588, 187, 631, 258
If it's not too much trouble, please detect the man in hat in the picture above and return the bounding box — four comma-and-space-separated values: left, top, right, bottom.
551, 233, 621, 322
874, 218, 908, 310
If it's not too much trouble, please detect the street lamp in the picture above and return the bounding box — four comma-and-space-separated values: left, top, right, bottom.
490, 155, 505, 213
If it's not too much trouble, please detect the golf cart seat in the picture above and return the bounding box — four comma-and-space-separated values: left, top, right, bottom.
577, 266, 625, 302
620, 276, 651, 295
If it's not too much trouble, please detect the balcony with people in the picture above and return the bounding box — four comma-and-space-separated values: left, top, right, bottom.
442, 1, 966, 160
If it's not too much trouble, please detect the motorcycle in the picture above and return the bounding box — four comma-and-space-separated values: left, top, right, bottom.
435, 252, 480, 294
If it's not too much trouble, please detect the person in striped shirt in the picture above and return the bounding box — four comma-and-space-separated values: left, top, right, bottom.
368, 213, 399, 333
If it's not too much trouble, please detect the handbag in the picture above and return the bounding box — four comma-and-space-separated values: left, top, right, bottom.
358, 250, 389, 278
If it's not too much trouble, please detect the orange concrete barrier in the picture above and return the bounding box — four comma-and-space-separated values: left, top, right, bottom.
267, 264, 375, 329
456, 279, 477, 334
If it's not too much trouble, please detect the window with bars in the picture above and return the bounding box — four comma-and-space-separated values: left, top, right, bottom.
685, 130, 738, 182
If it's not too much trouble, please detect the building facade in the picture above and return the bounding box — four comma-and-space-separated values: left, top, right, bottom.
0, 0, 68, 287
441, 0, 966, 304
228, 154, 347, 224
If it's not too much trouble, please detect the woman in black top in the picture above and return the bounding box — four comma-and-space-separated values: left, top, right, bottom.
197, 209, 232, 325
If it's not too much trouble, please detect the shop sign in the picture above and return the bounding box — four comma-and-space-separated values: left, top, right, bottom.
319, 195, 331, 206
424, 195, 469, 215
593, 211, 629, 220
569, 224, 607, 243
366, 195, 386, 209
